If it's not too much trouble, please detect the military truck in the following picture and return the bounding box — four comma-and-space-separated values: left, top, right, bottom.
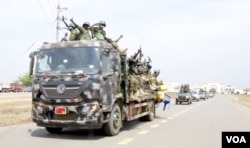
176, 84, 192, 105
29, 40, 166, 136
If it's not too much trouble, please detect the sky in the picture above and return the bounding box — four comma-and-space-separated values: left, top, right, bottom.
0, 0, 249, 89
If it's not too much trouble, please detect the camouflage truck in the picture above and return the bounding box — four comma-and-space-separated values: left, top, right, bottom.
29, 40, 166, 136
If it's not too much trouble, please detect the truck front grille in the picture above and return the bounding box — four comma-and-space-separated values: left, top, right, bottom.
43, 86, 81, 99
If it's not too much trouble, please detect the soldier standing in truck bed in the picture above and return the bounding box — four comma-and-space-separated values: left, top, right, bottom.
70, 18, 91, 40
89, 21, 127, 53
62, 16, 79, 41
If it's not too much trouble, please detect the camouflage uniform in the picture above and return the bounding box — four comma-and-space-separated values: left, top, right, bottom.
76, 26, 91, 40
62, 16, 79, 41
70, 19, 91, 40
127, 57, 141, 102
68, 27, 78, 41
90, 26, 106, 40
90, 21, 127, 53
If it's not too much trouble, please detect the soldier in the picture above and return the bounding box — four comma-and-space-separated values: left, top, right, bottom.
90, 21, 127, 53
70, 18, 91, 40
61, 32, 68, 42
127, 56, 141, 102
127, 50, 149, 102
62, 16, 79, 41
143, 57, 159, 90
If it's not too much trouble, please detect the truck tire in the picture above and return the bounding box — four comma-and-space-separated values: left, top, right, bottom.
103, 104, 121, 136
45, 127, 63, 134
144, 101, 155, 121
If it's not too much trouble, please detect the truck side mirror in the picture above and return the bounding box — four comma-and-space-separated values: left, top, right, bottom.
29, 51, 38, 76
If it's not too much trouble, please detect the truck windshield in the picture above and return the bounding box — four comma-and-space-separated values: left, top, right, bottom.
35, 47, 99, 75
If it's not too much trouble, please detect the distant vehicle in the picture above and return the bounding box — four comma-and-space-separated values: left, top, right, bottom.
208, 92, 215, 98
190, 90, 200, 101
0, 82, 24, 93
0, 83, 10, 93
199, 91, 208, 100
176, 84, 192, 105
25, 86, 32, 92
9, 83, 23, 92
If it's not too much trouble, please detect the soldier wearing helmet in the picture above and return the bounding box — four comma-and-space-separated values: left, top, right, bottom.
62, 16, 79, 41
89, 20, 107, 40
70, 18, 91, 40
90, 20, 127, 53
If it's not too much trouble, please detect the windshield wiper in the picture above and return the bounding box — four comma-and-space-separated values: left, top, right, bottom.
36, 72, 59, 78
61, 71, 88, 78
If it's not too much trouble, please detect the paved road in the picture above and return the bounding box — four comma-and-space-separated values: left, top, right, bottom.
0, 94, 250, 148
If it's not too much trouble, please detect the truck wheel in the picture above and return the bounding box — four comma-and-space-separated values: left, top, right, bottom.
176, 100, 178, 105
103, 104, 121, 136
45, 127, 63, 134
145, 101, 155, 121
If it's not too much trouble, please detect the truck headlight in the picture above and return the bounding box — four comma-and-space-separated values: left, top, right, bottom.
37, 106, 43, 114
81, 104, 99, 114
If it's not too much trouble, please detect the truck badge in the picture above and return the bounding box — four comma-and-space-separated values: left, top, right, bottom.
57, 84, 66, 94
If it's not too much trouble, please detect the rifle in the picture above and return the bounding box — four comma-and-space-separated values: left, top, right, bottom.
114, 35, 123, 43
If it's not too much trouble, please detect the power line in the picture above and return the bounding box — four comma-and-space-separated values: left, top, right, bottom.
1, 19, 57, 74
36, 0, 54, 31
23, 20, 57, 54
48, 0, 56, 17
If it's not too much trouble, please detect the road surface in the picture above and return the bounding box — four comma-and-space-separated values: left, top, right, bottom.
0, 94, 250, 148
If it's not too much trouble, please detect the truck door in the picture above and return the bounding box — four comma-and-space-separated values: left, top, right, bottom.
101, 50, 120, 110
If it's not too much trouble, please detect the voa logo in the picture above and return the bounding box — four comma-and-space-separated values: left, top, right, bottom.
226, 136, 246, 144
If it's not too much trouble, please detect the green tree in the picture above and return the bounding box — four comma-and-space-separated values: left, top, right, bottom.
18, 73, 32, 87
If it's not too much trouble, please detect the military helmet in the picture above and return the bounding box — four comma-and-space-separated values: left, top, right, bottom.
147, 63, 152, 69
83, 21, 90, 27
69, 23, 75, 28
68, 23, 75, 30
99, 20, 106, 27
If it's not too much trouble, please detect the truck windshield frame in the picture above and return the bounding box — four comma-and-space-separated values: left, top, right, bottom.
35, 47, 100, 75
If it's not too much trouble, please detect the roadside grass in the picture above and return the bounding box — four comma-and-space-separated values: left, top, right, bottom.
235, 94, 250, 107
0, 98, 31, 126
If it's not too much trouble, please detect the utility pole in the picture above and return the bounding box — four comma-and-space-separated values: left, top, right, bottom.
56, 0, 67, 42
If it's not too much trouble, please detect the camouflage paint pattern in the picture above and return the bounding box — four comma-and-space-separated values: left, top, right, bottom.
32, 40, 121, 128
31, 40, 163, 129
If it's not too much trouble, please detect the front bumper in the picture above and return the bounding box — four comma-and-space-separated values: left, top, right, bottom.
176, 98, 189, 102
32, 102, 104, 129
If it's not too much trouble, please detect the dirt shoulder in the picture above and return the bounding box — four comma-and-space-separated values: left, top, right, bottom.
0, 97, 31, 126
234, 94, 250, 107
